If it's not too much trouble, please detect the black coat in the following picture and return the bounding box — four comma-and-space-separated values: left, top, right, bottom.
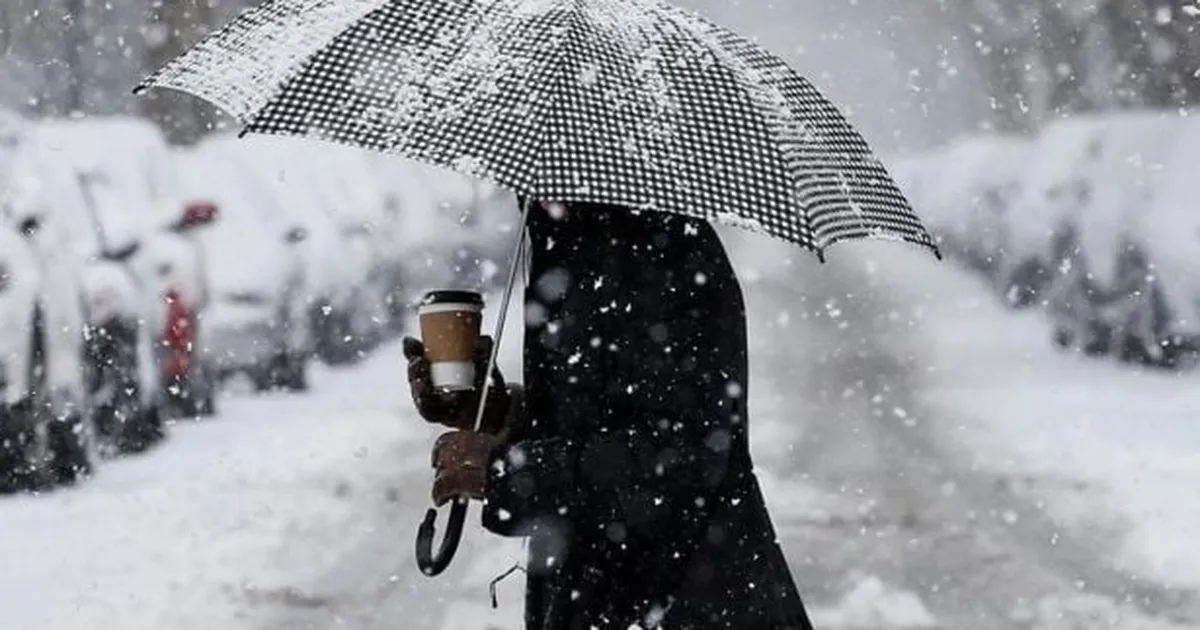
482, 202, 812, 630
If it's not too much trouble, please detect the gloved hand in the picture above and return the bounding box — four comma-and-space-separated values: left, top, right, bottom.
431, 429, 503, 506
403, 335, 511, 434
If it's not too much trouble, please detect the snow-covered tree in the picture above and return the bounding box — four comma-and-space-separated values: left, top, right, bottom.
0, 0, 148, 116
0, 0, 228, 143
957, 0, 1200, 130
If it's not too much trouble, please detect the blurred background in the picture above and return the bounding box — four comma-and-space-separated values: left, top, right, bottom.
8, 0, 1200, 144
0, 1, 1198, 629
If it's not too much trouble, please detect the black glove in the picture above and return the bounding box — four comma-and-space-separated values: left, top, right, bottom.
403, 335, 511, 434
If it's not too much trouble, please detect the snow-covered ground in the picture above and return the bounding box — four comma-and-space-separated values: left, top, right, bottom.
887, 245, 1200, 592
0, 352, 410, 630
0, 236, 1197, 630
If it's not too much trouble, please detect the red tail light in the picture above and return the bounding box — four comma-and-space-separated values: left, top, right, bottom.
178, 200, 218, 230
162, 288, 194, 379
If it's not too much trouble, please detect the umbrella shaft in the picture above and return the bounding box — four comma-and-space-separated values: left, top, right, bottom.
472, 198, 530, 432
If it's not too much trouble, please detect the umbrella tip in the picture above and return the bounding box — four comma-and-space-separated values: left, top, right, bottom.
131, 84, 145, 96
237, 127, 250, 139
816, 248, 827, 264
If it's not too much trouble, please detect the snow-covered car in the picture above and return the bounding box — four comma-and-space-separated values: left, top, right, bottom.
195, 212, 312, 391
369, 187, 411, 334
0, 175, 94, 489
919, 135, 1030, 291
1023, 113, 1181, 366
205, 135, 388, 366
16, 119, 173, 451
1138, 114, 1200, 368
1062, 112, 1200, 369
39, 118, 218, 409
354, 153, 415, 334
176, 146, 313, 392
45, 119, 219, 419
997, 116, 1106, 343
302, 148, 396, 364
1061, 113, 1178, 366
139, 200, 220, 416
0, 223, 53, 489
250, 137, 391, 362
381, 160, 517, 301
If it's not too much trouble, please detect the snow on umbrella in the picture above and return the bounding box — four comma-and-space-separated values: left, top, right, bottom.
135, 0, 939, 262
137, 0, 944, 579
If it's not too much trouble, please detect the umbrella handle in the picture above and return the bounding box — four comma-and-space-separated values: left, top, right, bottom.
416, 197, 532, 578
416, 499, 468, 576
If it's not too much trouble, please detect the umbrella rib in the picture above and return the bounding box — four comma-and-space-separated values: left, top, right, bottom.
526, 3, 586, 196
652, 4, 808, 238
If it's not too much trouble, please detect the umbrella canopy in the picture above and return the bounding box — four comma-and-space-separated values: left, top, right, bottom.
138, 0, 938, 260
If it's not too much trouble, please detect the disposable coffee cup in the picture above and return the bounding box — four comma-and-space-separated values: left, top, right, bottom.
418, 290, 484, 392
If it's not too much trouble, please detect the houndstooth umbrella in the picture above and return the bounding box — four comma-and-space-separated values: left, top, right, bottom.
137, 0, 939, 261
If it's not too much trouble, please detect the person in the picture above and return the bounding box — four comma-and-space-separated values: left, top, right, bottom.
404, 200, 813, 629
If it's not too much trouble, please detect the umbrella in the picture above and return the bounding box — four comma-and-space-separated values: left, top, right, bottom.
136, 0, 939, 262
136, 0, 941, 577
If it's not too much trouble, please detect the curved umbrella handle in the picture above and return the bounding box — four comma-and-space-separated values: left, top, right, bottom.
416, 500, 467, 576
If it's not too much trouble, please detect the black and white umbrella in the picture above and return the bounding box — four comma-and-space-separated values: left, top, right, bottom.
137, 0, 939, 261
139, 0, 942, 578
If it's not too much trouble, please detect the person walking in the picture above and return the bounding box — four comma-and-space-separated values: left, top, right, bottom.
405, 200, 814, 629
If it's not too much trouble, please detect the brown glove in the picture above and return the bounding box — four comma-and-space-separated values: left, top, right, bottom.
403, 335, 510, 434
431, 430, 503, 506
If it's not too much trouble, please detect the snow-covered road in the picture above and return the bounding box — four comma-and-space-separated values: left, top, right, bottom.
752, 242, 1200, 630
2, 238, 1197, 630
